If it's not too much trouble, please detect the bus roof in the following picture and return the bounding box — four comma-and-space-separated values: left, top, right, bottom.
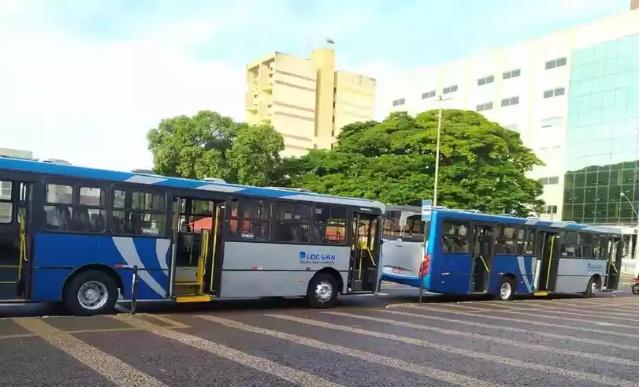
433, 208, 623, 235
0, 157, 385, 211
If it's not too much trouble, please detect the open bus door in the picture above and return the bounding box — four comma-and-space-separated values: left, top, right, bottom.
605, 236, 623, 290
469, 224, 495, 293
169, 197, 224, 302
0, 181, 31, 301
349, 212, 380, 292
535, 231, 560, 295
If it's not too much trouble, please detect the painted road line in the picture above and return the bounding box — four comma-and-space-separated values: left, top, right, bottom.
505, 300, 638, 315
461, 302, 638, 323
114, 315, 339, 387
378, 309, 638, 351
323, 311, 637, 366
268, 314, 635, 387
144, 314, 190, 329
387, 303, 638, 339
14, 318, 167, 387
197, 315, 502, 387
0, 333, 36, 340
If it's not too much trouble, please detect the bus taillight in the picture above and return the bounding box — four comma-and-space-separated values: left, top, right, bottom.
419, 254, 430, 277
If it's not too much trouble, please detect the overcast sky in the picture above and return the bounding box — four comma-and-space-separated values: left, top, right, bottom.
0, 0, 629, 170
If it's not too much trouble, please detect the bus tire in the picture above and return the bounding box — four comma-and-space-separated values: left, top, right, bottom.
583, 276, 597, 298
497, 277, 515, 301
63, 270, 118, 316
307, 273, 338, 309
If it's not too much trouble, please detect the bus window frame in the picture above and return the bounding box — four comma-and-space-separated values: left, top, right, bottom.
440, 220, 471, 254
110, 183, 169, 239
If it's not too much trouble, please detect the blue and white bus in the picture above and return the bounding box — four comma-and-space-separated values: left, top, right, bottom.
382, 208, 623, 300
0, 157, 384, 315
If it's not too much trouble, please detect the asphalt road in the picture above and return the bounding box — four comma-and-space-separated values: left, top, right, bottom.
0, 287, 638, 386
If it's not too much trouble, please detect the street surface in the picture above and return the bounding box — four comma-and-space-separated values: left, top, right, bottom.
0, 286, 638, 386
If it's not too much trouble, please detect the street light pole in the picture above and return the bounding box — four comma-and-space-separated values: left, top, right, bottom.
433, 107, 443, 206
620, 192, 638, 217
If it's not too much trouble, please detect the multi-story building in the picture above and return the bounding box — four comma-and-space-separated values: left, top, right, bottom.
386, 8, 638, 224
246, 48, 375, 156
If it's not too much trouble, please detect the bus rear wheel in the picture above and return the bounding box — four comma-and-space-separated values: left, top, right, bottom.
583, 277, 598, 298
64, 270, 118, 316
497, 277, 515, 301
307, 273, 338, 308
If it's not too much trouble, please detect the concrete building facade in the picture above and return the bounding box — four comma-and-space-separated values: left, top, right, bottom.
386, 9, 638, 226
246, 48, 375, 156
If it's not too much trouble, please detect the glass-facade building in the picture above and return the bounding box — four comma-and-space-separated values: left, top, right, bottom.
563, 33, 639, 225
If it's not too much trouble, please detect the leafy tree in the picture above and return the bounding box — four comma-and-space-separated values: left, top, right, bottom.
147, 111, 284, 185
282, 110, 544, 216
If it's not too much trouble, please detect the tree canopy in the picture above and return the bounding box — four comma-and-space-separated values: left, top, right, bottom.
281, 110, 544, 216
147, 111, 284, 186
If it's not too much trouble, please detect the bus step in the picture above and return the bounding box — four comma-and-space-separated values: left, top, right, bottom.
534, 291, 549, 296
175, 295, 212, 303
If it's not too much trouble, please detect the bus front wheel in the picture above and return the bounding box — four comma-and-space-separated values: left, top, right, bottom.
63, 270, 118, 316
497, 277, 515, 301
583, 277, 598, 298
307, 273, 338, 308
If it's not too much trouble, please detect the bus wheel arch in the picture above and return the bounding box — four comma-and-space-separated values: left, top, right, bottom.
307, 269, 341, 309
497, 274, 516, 301
584, 274, 601, 298
62, 265, 121, 315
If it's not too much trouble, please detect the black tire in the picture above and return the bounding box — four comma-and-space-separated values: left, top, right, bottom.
307, 273, 338, 308
496, 276, 515, 301
583, 277, 597, 298
63, 270, 118, 316
632, 284, 639, 295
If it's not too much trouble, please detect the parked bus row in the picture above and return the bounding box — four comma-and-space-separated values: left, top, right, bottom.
382, 206, 623, 300
0, 156, 625, 315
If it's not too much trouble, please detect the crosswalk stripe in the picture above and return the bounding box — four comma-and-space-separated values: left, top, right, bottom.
389, 303, 637, 338
463, 302, 638, 323
114, 315, 339, 387
450, 304, 637, 330
144, 314, 190, 329
14, 318, 167, 387
504, 302, 638, 318
269, 314, 635, 387
323, 311, 637, 366
197, 315, 502, 387
378, 309, 638, 351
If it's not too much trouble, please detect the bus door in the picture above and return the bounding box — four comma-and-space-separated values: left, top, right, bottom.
469, 224, 495, 293
349, 212, 380, 292
605, 236, 622, 290
169, 197, 224, 301
536, 232, 559, 293
0, 181, 31, 300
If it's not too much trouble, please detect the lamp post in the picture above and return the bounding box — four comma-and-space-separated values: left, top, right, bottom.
620, 192, 638, 217
432, 95, 451, 206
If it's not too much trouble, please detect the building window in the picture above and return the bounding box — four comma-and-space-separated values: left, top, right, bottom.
543, 87, 565, 98
500, 96, 519, 107
476, 102, 493, 112
421, 90, 436, 99
443, 85, 458, 94
392, 98, 405, 107
545, 57, 567, 70
477, 75, 494, 86
502, 69, 521, 79
543, 205, 558, 214
539, 176, 559, 185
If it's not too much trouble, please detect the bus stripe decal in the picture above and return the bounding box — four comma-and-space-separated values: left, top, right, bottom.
113, 237, 166, 298
14, 318, 167, 387
517, 256, 532, 293
197, 315, 501, 387
114, 315, 340, 387
155, 239, 170, 270
267, 314, 636, 387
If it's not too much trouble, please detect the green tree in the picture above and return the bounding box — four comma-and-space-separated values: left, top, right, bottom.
147, 111, 284, 185
282, 110, 544, 216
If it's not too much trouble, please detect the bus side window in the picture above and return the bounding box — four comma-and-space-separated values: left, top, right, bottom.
312, 205, 346, 245
44, 184, 74, 231
495, 226, 516, 254
579, 232, 593, 259
442, 222, 469, 253
561, 231, 578, 258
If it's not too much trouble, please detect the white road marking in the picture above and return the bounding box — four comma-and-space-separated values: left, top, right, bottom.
14, 318, 167, 387
114, 315, 339, 387
268, 314, 635, 387
463, 302, 638, 323
197, 315, 502, 387
387, 303, 638, 338
378, 309, 638, 351
323, 311, 637, 366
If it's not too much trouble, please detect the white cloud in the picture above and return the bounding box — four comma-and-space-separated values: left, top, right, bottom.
0, 8, 245, 171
